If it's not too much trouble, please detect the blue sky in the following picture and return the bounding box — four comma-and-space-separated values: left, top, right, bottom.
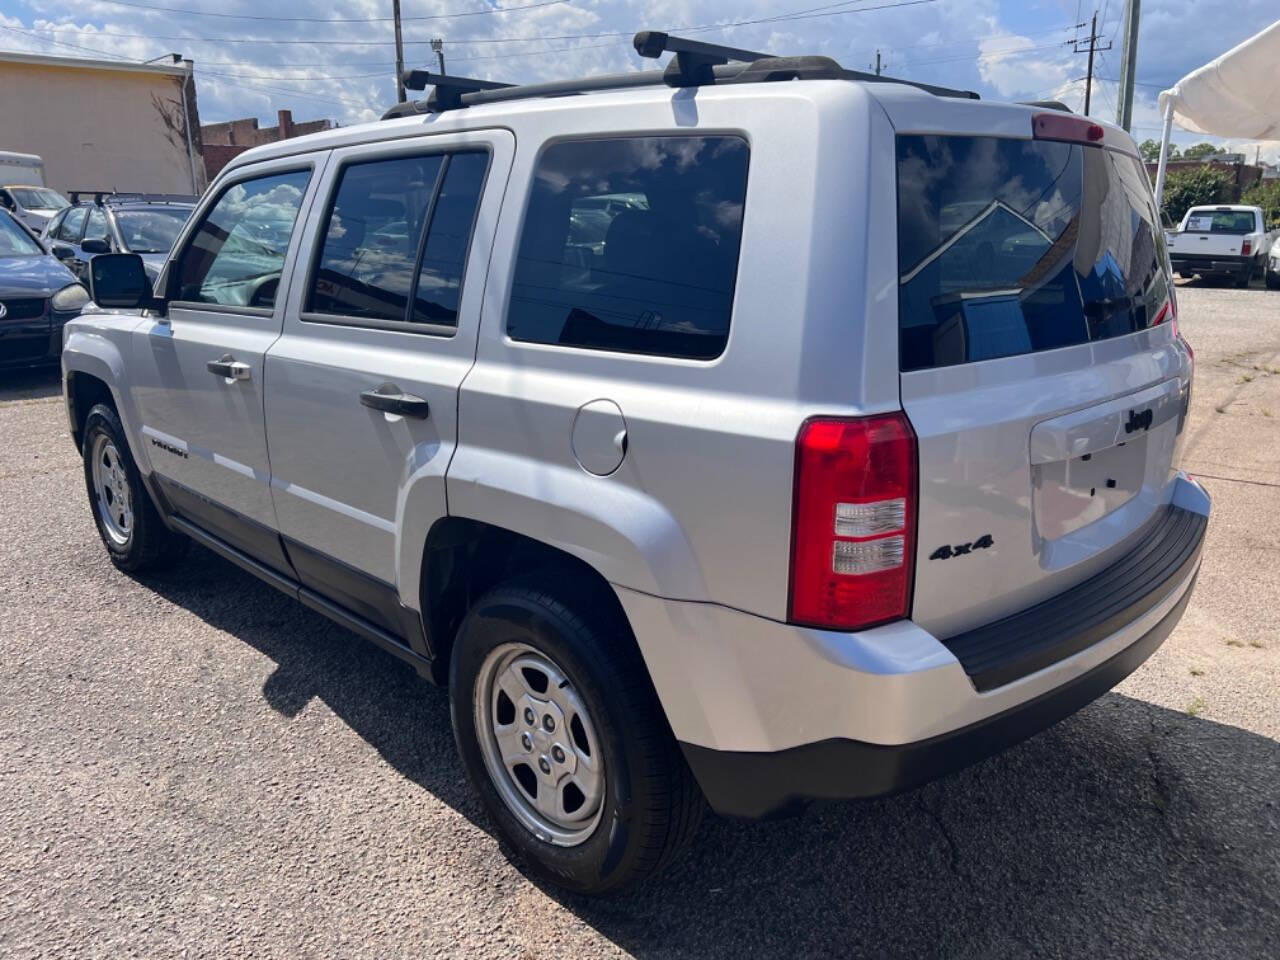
1, 1, 1276, 159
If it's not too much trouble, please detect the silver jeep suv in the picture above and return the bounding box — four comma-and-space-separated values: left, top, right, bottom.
63, 35, 1208, 894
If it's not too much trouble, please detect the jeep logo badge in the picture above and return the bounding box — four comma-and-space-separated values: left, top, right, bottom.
1125, 407, 1154, 434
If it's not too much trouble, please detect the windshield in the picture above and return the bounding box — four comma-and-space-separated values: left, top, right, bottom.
896, 135, 1171, 371
1183, 209, 1255, 234
0, 212, 43, 255
10, 187, 68, 211
114, 207, 190, 254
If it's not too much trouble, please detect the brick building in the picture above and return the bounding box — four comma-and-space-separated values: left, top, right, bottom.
201, 109, 334, 180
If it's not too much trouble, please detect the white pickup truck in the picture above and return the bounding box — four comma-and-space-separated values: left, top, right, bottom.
1166, 204, 1277, 287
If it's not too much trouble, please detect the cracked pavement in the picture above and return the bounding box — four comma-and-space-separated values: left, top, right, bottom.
1, 281, 1277, 958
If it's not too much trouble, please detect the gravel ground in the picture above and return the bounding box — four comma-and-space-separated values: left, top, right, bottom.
1, 282, 1277, 959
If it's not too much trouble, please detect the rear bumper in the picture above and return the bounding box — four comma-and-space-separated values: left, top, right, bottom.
1170, 253, 1250, 274
617, 475, 1209, 819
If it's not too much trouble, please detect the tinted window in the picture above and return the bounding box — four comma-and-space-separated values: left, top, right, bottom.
58, 207, 87, 242
507, 136, 749, 360
177, 169, 310, 308
896, 136, 1172, 371
413, 152, 487, 326
85, 207, 110, 244
309, 154, 444, 324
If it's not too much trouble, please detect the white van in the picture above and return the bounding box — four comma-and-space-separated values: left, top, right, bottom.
0, 151, 69, 232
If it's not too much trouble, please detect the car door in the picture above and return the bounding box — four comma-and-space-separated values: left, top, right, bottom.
128, 156, 325, 574
264, 131, 513, 643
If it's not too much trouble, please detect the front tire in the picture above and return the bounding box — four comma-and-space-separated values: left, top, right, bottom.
81, 403, 188, 572
449, 578, 703, 895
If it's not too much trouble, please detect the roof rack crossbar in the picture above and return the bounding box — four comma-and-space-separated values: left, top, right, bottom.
401, 70, 515, 111
633, 31, 771, 86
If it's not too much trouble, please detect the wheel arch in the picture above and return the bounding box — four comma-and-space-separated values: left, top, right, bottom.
418, 517, 635, 685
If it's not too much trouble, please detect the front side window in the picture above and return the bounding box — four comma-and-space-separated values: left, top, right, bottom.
85, 207, 110, 245
177, 169, 311, 309
896, 135, 1172, 371
308, 151, 487, 328
507, 136, 750, 360
58, 207, 87, 242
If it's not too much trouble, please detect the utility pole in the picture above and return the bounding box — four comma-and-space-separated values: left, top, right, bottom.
431, 38, 446, 75
1073, 12, 1110, 116
1115, 0, 1141, 131
393, 0, 406, 103
871, 49, 884, 76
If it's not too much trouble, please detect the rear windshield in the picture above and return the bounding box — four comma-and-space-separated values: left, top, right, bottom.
1183, 209, 1255, 234
896, 135, 1171, 372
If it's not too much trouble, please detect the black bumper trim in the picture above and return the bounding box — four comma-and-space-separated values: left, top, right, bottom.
681, 569, 1198, 819
943, 505, 1206, 692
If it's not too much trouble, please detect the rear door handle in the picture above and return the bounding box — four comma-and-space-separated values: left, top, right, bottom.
360, 384, 430, 419
206, 354, 251, 381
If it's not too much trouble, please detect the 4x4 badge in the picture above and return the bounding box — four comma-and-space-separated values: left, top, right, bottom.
929, 534, 994, 561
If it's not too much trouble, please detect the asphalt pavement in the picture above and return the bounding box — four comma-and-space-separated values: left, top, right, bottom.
1, 281, 1277, 958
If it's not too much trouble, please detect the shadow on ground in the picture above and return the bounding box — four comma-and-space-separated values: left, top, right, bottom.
142, 544, 1280, 959
0, 364, 61, 401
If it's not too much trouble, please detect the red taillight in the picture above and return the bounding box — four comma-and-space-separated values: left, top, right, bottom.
1242, 240, 1253, 257
789, 413, 917, 631
1031, 112, 1104, 145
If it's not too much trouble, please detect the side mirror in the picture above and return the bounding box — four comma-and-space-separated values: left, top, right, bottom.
88, 253, 157, 310
51, 242, 75, 260
81, 237, 112, 255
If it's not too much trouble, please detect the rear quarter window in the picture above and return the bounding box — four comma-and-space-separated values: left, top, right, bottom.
506, 135, 749, 360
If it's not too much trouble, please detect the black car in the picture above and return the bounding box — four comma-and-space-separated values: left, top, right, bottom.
42, 193, 195, 284
0, 209, 90, 370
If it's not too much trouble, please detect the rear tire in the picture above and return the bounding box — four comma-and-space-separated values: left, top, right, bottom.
1267, 267, 1280, 290
81, 403, 188, 572
449, 577, 703, 895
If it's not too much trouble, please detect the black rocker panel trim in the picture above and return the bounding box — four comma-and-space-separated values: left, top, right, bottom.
150, 475, 433, 667
941, 505, 1207, 692
153, 474, 295, 577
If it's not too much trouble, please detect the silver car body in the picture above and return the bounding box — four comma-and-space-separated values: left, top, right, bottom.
62, 78, 1207, 806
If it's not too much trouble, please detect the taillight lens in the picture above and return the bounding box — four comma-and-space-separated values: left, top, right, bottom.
789, 413, 917, 631
1242, 240, 1253, 257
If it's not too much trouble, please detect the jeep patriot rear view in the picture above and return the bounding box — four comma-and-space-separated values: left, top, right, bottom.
63, 35, 1208, 894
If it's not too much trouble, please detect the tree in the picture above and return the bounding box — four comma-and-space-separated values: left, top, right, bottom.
1139, 139, 1180, 163
1160, 167, 1234, 224
1181, 142, 1223, 160
1242, 179, 1280, 229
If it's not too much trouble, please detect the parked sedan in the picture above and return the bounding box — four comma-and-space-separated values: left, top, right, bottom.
1267, 235, 1280, 290
0, 209, 90, 370
43, 195, 194, 284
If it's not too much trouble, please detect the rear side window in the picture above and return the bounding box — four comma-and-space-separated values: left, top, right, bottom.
177, 169, 311, 309
507, 135, 749, 360
896, 136, 1171, 371
308, 151, 486, 329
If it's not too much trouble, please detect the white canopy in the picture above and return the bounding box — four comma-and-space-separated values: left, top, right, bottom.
1153, 19, 1280, 210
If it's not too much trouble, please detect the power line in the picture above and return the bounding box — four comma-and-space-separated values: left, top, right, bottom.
9, 0, 936, 48
69, 0, 570, 24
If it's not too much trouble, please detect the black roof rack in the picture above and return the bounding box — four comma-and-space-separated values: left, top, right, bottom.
69, 190, 197, 206
1020, 100, 1073, 113
382, 29, 977, 119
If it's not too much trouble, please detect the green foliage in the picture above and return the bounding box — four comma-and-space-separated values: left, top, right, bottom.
1160, 167, 1235, 224
1241, 179, 1280, 229
1181, 142, 1223, 160
1139, 138, 1179, 162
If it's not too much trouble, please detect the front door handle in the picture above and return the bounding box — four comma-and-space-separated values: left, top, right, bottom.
360, 384, 430, 419
206, 354, 251, 381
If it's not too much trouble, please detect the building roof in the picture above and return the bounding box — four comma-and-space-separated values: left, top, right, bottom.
0, 48, 190, 78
